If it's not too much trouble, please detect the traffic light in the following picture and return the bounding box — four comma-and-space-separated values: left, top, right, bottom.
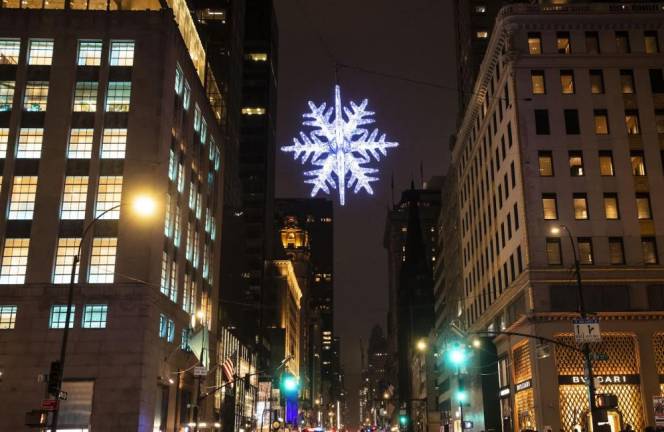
445, 342, 469, 368
279, 372, 299, 398
455, 389, 468, 403
399, 415, 408, 426
47, 361, 62, 397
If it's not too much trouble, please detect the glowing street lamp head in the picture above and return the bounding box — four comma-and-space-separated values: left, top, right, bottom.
416, 339, 428, 352
132, 195, 157, 218
550, 226, 561, 235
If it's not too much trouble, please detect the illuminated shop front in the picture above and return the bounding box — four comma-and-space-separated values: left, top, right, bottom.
513, 341, 537, 431
555, 333, 645, 432
654, 333, 664, 395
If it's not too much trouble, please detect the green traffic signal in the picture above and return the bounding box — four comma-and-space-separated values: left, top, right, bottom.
446, 343, 468, 367
455, 389, 468, 403
399, 415, 408, 426
280, 372, 299, 397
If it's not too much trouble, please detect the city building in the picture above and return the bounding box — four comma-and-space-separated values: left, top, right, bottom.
0, 2, 224, 430
439, 3, 664, 432
359, 324, 391, 428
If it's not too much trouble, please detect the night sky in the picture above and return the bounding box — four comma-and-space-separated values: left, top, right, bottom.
273, 1, 457, 425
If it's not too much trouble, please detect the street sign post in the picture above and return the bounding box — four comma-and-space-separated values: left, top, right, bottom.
193, 366, 208, 376
573, 318, 601, 343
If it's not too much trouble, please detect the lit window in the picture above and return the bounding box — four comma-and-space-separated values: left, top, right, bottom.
531, 71, 545, 94
593, 110, 609, 135
73, 82, 98, 112
16, 128, 43, 158
194, 104, 201, 131
636, 193, 652, 220
0, 238, 30, 284
88, 237, 117, 283
200, 119, 207, 144
474, 5, 486, 13
0, 39, 21, 65
68, 128, 94, 159
644, 31, 659, 54
8, 176, 38, 219
28, 39, 54, 65
168, 258, 178, 303
630, 151, 646, 175
528, 33, 542, 55
174, 207, 181, 247
246, 52, 268, 61
560, 70, 575, 94
642, 237, 659, 264
603, 194, 619, 220
568, 151, 584, 176
625, 110, 640, 135
620, 70, 635, 94
159, 313, 175, 342
186, 221, 193, 261
105, 82, 131, 112
656, 110, 664, 134
109, 41, 134, 66
164, 194, 172, 238
174, 64, 183, 95
101, 128, 127, 159
53, 238, 81, 284
577, 238, 593, 265
476, 31, 489, 39
542, 194, 558, 220
189, 182, 196, 210
241, 107, 266, 115
77, 40, 102, 66
573, 194, 589, 220
538, 151, 553, 176
556, 32, 571, 54
0, 128, 8, 157
23, 81, 48, 112
95, 176, 123, 219
181, 328, 190, 351
183, 81, 191, 110
0, 81, 14, 111
82, 304, 108, 328
546, 238, 561, 265
61, 176, 88, 220
0, 305, 17, 329
589, 70, 604, 94
177, 163, 185, 193
160, 251, 170, 295
599, 151, 614, 176
193, 230, 200, 268
609, 238, 625, 265
49, 305, 75, 329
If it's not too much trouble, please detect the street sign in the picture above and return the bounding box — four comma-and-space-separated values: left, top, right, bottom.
193, 366, 208, 376
41, 399, 58, 411
573, 318, 601, 343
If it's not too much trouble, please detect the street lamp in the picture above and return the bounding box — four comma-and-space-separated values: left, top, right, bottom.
550, 224, 599, 432
50, 194, 157, 432
416, 339, 427, 352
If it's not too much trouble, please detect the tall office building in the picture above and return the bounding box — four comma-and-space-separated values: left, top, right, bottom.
0, 3, 225, 430
438, 4, 664, 432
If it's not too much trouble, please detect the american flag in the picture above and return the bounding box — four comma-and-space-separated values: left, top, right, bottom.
221, 356, 235, 383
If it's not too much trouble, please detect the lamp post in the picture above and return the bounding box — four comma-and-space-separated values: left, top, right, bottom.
551, 224, 599, 432
50, 195, 156, 432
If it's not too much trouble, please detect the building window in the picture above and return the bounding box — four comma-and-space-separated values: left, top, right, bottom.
546, 238, 562, 265
77, 40, 102, 66
560, 70, 575, 94
528, 32, 542, 54
599, 151, 614, 176
73, 82, 98, 112
0, 39, 21, 64
0, 81, 14, 111
615, 31, 631, 54
531, 70, 545, 94
53, 238, 81, 284
23, 81, 48, 112
589, 70, 604, 94
61, 176, 88, 220
88, 237, 117, 283
105, 82, 131, 112
644, 31, 659, 54
16, 128, 43, 158
159, 314, 175, 342
109, 41, 134, 66
557, 32, 571, 54
95, 176, 123, 219
603, 193, 619, 219
82, 304, 108, 329
585, 31, 600, 53
241, 107, 266, 116
630, 151, 646, 176
538, 151, 553, 176
620, 70, 635, 94
642, 237, 659, 264
194, 104, 201, 131
564, 109, 580, 135
27, 39, 54, 65
476, 31, 489, 39
0, 128, 8, 157
183, 81, 191, 110
625, 110, 640, 135
0, 305, 17, 329
68, 128, 94, 159
656, 110, 664, 134
593, 110, 609, 134
573, 193, 589, 220
246, 52, 269, 61
577, 238, 593, 265
636, 193, 652, 219
174, 64, 183, 95
542, 194, 558, 220
8, 176, 38, 219
608, 238, 625, 265
101, 128, 127, 159
568, 151, 584, 176
535, 109, 550, 135
0, 239, 29, 284
49, 305, 75, 329
651, 69, 664, 94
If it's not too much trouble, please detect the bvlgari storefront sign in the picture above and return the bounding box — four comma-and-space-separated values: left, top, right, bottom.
558, 374, 640, 385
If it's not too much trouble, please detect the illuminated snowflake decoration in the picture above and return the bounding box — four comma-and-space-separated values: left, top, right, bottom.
282, 85, 398, 206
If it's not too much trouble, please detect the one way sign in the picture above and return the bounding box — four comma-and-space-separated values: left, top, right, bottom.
573, 318, 601, 343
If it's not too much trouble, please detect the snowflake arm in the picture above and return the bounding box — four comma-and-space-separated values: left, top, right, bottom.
280, 132, 328, 164
304, 155, 337, 197
345, 152, 378, 195
351, 128, 399, 161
